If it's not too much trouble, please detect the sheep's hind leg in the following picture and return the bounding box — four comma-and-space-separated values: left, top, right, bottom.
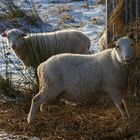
40, 95, 60, 111
40, 87, 61, 111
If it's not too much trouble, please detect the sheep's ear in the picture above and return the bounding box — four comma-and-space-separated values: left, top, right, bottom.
1, 31, 8, 37
127, 33, 135, 40
18, 31, 27, 38
111, 36, 118, 48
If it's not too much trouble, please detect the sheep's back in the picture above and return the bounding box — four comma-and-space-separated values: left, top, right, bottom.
14, 30, 90, 68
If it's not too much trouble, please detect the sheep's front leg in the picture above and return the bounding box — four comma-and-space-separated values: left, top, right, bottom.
27, 92, 45, 124
106, 88, 129, 119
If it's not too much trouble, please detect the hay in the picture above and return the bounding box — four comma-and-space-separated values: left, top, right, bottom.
109, 0, 140, 36
128, 50, 140, 100
109, 0, 125, 36
0, 99, 140, 139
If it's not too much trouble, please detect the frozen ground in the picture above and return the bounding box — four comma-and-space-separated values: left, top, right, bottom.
0, 131, 40, 140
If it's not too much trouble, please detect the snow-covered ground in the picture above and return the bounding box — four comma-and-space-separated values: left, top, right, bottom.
34, 0, 106, 50
0, 131, 40, 140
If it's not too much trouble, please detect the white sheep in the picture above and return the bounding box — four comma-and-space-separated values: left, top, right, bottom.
2, 29, 90, 68
27, 35, 134, 124
99, 29, 107, 50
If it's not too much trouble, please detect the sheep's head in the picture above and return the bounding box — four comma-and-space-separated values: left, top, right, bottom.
2, 29, 27, 50
113, 34, 134, 63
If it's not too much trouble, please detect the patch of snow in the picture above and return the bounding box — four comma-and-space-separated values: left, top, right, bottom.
0, 131, 40, 140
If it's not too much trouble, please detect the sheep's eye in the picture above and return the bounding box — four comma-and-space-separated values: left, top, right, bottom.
116, 45, 119, 48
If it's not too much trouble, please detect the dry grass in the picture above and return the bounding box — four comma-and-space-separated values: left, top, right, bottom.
98, 0, 106, 5
109, 0, 125, 36
109, 0, 140, 36
3, 62, 137, 139
0, 0, 26, 19
128, 50, 140, 101
57, 5, 72, 14
0, 76, 20, 98
59, 13, 74, 24
0, 0, 42, 26
0, 96, 140, 139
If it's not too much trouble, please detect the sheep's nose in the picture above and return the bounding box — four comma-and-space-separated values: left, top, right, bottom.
125, 55, 130, 60
124, 55, 133, 62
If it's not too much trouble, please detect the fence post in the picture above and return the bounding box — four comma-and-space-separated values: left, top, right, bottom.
129, 0, 133, 32
136, 0, 139, 42
106, 0, 113, 45
125, 0, 128, 24
112, 0, 116, 36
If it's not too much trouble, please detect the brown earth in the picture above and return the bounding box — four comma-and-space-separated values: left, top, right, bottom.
0, 97, 140, 140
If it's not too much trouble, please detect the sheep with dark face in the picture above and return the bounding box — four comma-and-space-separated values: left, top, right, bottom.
2, 29, 90, 68
27, 35, 134, 124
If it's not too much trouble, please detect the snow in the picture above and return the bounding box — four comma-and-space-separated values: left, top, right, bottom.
0, 131, 40, 140
32, 1, 106, 50
0, 0, 106, 88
